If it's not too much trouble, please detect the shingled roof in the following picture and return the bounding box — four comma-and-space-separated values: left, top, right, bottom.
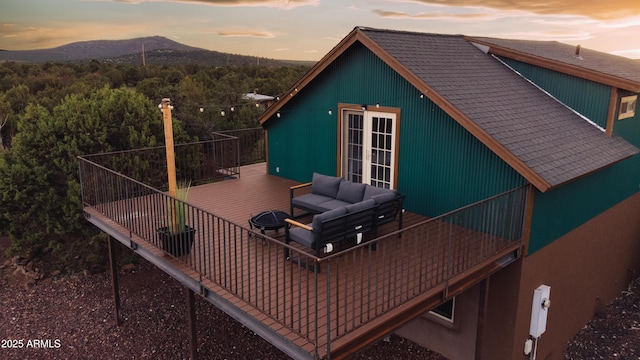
467, 37, 640, 92
260, 27, 639, 192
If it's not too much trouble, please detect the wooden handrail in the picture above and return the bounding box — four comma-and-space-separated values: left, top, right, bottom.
285, 218, 313, 231
290, 182, 312, 190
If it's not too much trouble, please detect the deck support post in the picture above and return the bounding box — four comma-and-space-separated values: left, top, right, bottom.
475, 277, 490, 360
108, 235, 123, 326
186, 287, 198, 360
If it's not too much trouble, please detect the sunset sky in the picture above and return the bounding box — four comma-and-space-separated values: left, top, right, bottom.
2, 0, 640, 61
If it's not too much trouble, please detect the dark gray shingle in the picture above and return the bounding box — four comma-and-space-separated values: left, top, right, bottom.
469, 37, 640, 86
360, 28, 638, 189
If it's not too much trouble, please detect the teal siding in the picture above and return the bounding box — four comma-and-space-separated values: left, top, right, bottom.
266, 43, 526, 218
399, 90, 527, 216
499, 57, 611, 128
529, 153, 639, 253
527, 91, 640, 253
267, 92, 338, 180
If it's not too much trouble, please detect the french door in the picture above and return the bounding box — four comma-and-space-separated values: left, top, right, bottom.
342, 109, 397, 189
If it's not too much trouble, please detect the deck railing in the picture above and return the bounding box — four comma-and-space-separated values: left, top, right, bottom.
317, 186, 527, 350
78, 140, 527, 358
81, 130, 257, 192
216, 127, 265, 166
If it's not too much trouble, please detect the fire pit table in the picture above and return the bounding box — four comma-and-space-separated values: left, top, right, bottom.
249, 210, 290, 235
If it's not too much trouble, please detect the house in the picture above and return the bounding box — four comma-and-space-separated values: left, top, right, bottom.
243, 91, 276, 110
258, 27, 640, 359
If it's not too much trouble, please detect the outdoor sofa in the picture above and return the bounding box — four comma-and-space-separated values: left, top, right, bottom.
285, 173, 404, 269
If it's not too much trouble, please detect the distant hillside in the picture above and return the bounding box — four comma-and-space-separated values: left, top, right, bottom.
99, 48, 314, 67
0, 36, 314, 67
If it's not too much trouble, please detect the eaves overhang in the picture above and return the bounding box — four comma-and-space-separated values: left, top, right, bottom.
258, 27, 363, 126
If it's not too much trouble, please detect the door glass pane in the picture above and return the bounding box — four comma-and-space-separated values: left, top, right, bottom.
346, 112, 364, 183
342, 110, 395, 189
369, 116, 394, 189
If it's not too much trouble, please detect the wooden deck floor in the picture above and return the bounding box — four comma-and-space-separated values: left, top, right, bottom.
84, 163, 521, 360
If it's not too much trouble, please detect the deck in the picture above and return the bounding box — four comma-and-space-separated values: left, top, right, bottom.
80, 160, 526, 360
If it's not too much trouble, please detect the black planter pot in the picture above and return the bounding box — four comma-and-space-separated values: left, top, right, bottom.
157, 225, 196, 257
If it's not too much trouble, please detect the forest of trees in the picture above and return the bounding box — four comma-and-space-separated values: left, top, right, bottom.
0, 60, 309, 272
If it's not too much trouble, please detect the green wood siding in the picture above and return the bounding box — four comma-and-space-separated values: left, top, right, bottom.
529, 99, 640, 253
266, 43, 526, 217
499, 57, 611, 129
529, 154, 639, 253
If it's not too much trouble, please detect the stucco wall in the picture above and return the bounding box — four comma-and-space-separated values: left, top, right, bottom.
485, 191, 640, 359
395, 284, 480, 360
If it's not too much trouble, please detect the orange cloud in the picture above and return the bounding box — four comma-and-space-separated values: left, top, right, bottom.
218, 30, 274, 38
373, 9, 493, 20
405, 0, 640, 20
111, 0, 320, 9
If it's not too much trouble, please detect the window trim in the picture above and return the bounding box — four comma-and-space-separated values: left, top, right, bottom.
618, 95, 637, 120
428, 298, 456, 325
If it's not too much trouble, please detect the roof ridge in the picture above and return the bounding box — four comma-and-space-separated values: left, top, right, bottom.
357, 26, 464, 38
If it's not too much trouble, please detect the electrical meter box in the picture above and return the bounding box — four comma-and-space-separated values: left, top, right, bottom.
529, 284, 551, 337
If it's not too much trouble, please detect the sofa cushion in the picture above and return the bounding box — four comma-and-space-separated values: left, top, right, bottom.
363, 185, 393, 200
371, 191, 397, 205
292, 193, 335, 213
336, 181, 366, 204
312, 206, 347, 230
311, 172, 342, 198
346, 199, 376, 213
288, 226, 316, 248
317, 199, 352, 212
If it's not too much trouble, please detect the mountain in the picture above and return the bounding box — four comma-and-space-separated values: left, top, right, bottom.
0, 36, 314, 67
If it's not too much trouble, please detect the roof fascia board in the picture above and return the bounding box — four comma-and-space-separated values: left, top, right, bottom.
467, 37, 640, 93
259, 27, 363, 125
605, 87, 618, 136
357, 32, 552, 192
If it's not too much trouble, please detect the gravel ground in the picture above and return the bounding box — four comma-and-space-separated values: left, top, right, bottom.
564, 276, 640, 359
2, 234, 639, 360
0, 243, 444, 359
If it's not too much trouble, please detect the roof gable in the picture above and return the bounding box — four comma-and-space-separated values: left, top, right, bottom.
260, 27, 639, 192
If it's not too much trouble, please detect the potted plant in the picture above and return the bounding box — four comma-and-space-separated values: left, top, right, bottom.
157, 181, 196, 256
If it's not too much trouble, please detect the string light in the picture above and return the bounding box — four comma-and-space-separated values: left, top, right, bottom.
158, 102, 174, 111
266, 92, 428, 119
